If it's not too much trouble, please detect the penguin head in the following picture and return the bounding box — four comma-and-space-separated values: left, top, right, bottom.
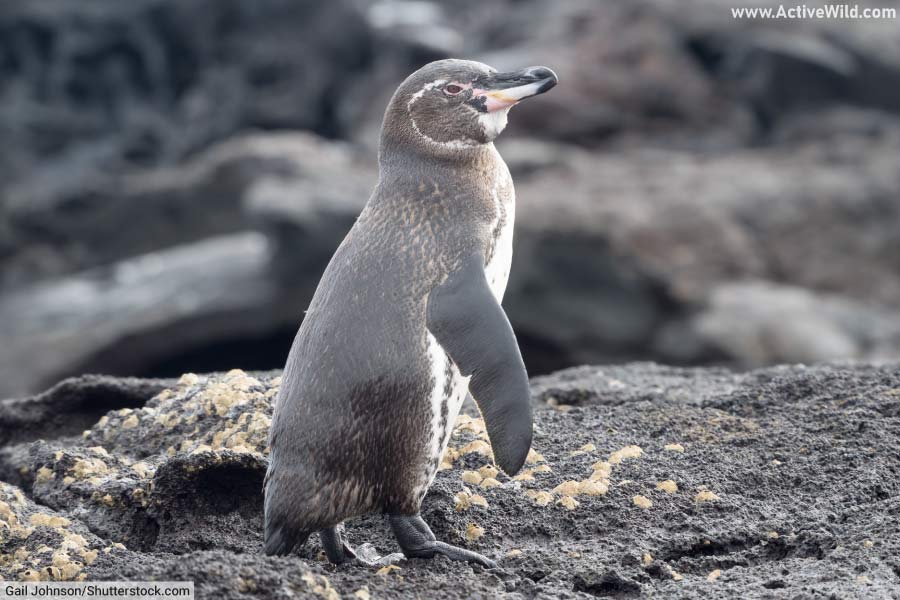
381, 59, 558, 155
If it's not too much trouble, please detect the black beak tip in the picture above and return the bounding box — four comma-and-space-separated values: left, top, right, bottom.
527, 66, 558, 93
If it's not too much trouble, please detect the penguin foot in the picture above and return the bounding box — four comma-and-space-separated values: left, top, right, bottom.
355, 543, 407, 568
389, 514, 497, 569
320, 527, 405, 568
319, 525, 358, 565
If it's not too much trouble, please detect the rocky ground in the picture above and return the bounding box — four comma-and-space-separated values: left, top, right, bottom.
3, 0, 900, 396
1, 362, 898, 598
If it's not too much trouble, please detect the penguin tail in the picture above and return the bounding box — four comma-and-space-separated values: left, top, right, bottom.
263, 521, 309, 556
263, 450, 312, 556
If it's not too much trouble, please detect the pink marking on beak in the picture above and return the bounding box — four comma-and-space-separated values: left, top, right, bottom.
472, 88, 520, 112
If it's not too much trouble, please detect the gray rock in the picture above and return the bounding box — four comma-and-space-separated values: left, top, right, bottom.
506, 125, 900, 369
0, 0, 375, 185
0, 133, 376, 398
0, 132, 373, 289
0, 233, 277, 398
0, 362, 898, 598
664, 281, 900, 368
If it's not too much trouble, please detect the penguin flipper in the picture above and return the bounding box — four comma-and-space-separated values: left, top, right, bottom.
426, 253, 532, 476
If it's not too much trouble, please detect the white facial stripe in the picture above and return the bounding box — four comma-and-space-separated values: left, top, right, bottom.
406, 79, 446, 111
407, 78, 480, 150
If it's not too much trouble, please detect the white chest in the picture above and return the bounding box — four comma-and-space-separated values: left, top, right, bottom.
485, 173, 515, 302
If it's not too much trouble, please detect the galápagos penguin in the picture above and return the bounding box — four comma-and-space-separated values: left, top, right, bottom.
264, 59, 558, 568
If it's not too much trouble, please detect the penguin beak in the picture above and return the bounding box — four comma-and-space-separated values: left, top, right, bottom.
472, 66, 558, 112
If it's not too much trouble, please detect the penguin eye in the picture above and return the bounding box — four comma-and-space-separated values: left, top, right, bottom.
444, 84, 463, 95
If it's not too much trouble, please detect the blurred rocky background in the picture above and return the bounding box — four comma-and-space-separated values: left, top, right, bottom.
2, 0, 900, 397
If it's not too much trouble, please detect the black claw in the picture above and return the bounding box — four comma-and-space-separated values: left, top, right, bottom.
432, 541, 497, 568
389, 514, 496, 568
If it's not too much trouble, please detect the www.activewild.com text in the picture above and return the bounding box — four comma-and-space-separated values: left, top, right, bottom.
732, 3, 897, 19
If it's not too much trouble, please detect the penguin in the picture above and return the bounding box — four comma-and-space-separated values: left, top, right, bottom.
264, 59, 558, 568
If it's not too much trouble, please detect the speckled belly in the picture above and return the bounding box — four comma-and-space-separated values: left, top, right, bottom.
414, 332, 471, 502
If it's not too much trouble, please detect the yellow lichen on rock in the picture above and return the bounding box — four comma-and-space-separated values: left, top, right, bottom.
664, 443, 685, 453
0, 484, 106, 583
465, 523, 485, 541
590, 460, 612, 479
527, 490, 554, 506
557, 495, 579, 510
707, 569, 722, 582
130, 462, 154, 479
235, 577, 257, 593
552, 480, 580, 496
30, 514, 70, 528
204, 382, 252, 417
35, 467, 55, 484
51, 551, 83, 580
0, 500, 35, 540
609, 445, 643, 465
570, 443, 596, 456
633, 495, 652, 509
453, 491, 472, 512
156, 412, 182, 429
71, 458, 109, 479
461, 471, 483, 485
526, 449, 544, 464
454, 491, 488, 512
470, 494, 488, 508
512, 469, 534, 482
300, 572, 340, 599
656, 480, 678, 494
438, 453, 456, 471
695, 490, 720, 503
178, 373, 201, 387
459, 440, 492, 457
478, 465, 499, 479
60, 533, 87, 553
132, 488, 148, 506
642, 553, 653, 566
454, 415, 487, 438
577, 480, 608, 496
353, 587, 371, 600
376, 564, 402, 576
480, 477, 501, 489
